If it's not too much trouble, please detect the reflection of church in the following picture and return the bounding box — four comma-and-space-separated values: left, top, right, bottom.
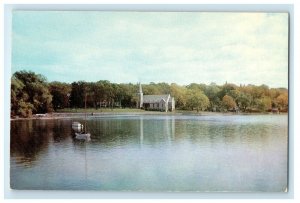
137, 83, 175, 112
139, 116, 175, 146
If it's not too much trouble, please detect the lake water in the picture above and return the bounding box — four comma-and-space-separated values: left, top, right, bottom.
10, 114, 288, 191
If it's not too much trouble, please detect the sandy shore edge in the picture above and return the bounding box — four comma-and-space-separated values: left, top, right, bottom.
10, 111, 284, 121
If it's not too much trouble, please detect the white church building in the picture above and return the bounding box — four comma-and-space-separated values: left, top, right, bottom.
137, 83, 175, 112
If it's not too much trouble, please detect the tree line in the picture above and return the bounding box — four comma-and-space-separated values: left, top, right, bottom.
11, 70, 288, 117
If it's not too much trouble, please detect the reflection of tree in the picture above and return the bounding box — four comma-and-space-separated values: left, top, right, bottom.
173, 119, 274, 149
70, 116, 280, 150
10, 119, 72, 166
87, 118, 139, 146
52, 120, 72, 142
11, 120, 48, 165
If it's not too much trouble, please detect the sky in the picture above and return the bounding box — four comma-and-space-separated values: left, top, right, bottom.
12, 11, 288, 88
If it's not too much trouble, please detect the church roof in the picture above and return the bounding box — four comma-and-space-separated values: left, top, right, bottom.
143, 94, 170, 103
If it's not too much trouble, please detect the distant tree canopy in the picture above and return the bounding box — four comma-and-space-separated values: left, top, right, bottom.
49, 81, 71, 110
11, 70, 288, 117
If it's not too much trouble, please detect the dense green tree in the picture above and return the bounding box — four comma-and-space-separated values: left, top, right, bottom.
156, 82, 171, 94
97, 80, 114, 107
276, 92, 288, 111
170, 83, 187, 109
49, 82, 71, 110
228, 89, 240, 100
119, 83, 137, 108
186, 89, 210, 112
16, 99, 34, 117
204, 83, 221, 111
70, 81, 87, 108
186, 83, 206, 92
255, 97, 272, 112
250, 85, 270, 99
11, 76, 34, 117
11, 76, 24, 116
236, 93, 252, 112
143, 82, 161, 95
222, 95, 236, 111
88, 82, 99, 108
11, 71, 53, 117
218, 83, 237, 99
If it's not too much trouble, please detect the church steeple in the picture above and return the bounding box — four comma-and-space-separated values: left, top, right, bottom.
137, 83, 143, 108
139, 82, 143, 94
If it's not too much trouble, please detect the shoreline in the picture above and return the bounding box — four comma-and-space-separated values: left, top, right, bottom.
10, 111, 287, 121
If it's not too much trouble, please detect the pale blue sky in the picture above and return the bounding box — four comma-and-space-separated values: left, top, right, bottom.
12, 11, 288, 88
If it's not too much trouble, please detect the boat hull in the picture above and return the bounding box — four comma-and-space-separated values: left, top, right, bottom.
75, 132, 91, 141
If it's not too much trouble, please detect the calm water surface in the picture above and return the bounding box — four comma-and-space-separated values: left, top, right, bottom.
10, 114, 288, 191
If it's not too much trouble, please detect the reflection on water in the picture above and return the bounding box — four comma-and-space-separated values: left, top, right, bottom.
10, 115, 288, 191
11, 119, 72, 166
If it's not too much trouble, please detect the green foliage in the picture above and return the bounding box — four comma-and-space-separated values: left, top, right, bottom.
49, 82, 71, 110
143, 83, 161, 95
11, 70, 288, 117
275, 92, 288, 110
17, 99, 34, 117
236, 93, 252, 112
203, 83, 221, 111
218, 83, 237, 99
11, 71, 53, 117
186, 83, 206, 92
222, 95, 236, 111
186, 89, 210, 112
254, 97, 272, 112
11, 77, 25, 117
70, 81, 87, 108
170, 83, 187, 109
227, 89, 240, 100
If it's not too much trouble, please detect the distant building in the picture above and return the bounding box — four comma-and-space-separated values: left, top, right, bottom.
137, 83, 175, 112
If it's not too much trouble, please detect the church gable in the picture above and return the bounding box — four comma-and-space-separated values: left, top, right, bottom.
137, 83, 175, 112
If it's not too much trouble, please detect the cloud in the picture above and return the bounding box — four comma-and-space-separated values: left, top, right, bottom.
12, 12, 288, 88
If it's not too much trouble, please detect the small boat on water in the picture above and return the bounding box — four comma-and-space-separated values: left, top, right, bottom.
75, 132, 91, 141
74, 93, 91, 141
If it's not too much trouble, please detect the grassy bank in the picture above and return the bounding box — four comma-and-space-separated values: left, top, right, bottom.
56, 108, 146, 113
11, 108, 285, 120
55, 108, 221, 115
55, 108, 278, 115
